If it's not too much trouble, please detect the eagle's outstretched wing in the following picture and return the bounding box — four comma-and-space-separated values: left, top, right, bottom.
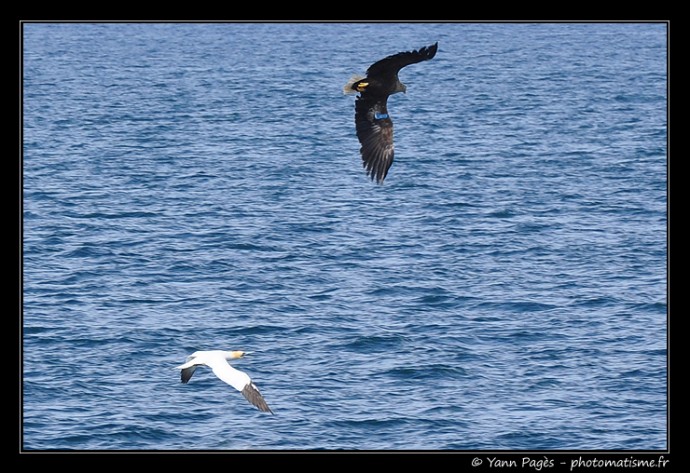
355, 96, 394, 184
366, 42, 438, 77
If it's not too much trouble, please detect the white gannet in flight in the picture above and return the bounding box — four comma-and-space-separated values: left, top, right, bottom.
176, 350, 273, 414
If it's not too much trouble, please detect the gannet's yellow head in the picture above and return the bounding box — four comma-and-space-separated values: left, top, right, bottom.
228, 350, 247, 359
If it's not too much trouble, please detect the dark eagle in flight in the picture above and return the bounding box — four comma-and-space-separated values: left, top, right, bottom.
344, 42, 438, 184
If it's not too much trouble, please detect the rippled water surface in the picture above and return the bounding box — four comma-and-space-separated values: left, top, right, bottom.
23, 23, 667, 450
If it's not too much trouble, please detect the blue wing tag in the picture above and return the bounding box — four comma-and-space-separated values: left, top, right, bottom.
374, 112, 389, 120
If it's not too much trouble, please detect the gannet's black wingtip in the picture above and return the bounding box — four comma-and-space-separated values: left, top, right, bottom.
241, 382, 273, 414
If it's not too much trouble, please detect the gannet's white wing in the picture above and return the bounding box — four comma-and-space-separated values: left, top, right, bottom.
205, 357, 273, 413
205, 356, 250, 392
176, 353, 200, 370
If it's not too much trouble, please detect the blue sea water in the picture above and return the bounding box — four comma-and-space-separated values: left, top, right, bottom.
22, 23, 667, 450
